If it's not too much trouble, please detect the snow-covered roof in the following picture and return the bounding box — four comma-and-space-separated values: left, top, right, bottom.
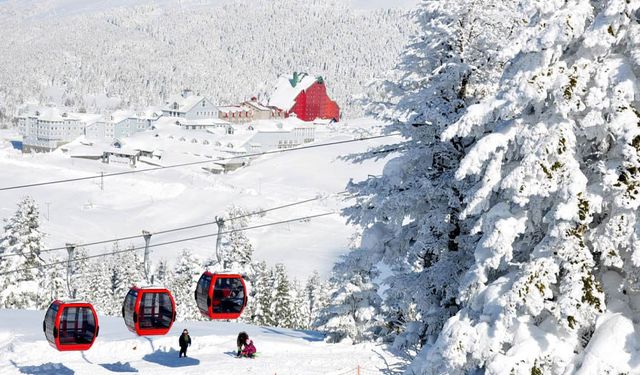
110, 110, 136, 124
268, 72, 319, 111
38, 107, 67, 122
71, 112, 103, 125
179, 118, 231, 126
250, 118, 313, 132
163, 94, 206, 113
104, 147, 139, 156
138, 107, 163, 119
217, 105, 250, 114
243, 100, 273, 112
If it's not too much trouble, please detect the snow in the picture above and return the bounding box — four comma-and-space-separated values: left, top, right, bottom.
0, 119, 398, 280
0, 308, 401, 374
268, 74, 318, 112
37, 108, 66, 123
162, 96, 205, 114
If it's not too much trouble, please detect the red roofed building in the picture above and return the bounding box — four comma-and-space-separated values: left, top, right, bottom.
268, 72, 340, 122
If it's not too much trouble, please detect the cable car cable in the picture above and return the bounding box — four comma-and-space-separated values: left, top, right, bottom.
0, 133, 400, 192
0, 211, 336, 276
0, 192, 349, 259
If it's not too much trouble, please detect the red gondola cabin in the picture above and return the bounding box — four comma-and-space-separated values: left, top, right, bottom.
195, 272, 247, 319
122, 286, 176, 336
43, 300, 99, 351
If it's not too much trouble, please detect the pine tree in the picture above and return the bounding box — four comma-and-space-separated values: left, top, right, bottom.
315, 272, 383, 343
43, 257, 66, 304
70, 247, 90, 299
169, 249, 203, 321
340, 0, 528, 353
110, 244, 145, 311
306, 270, 329, 328
272, 263, 294, 328
417, 1, 640, 373
290, 280, 310, 329
0, 196, 47, 309
244, 260, 270, 326
220, 206, 254, 274
84, 257, 113, 314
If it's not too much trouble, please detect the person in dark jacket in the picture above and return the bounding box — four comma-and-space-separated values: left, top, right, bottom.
179, 329, 191, 358
236, 332, 248, 357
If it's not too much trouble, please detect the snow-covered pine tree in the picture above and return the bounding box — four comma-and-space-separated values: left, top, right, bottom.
83, 257, 113, 314
155, 259, 168, 285
169, 249, 203, 321
414, 1, 640, 374
290, 280, 310, 330
306, 270, 329, 328
271, 263, 294, 328
43, 258, 66, 304
244, 260, 270, 326
111, 244, 145, 306
219, 206, 254, 274
0, 196, 47, 309
315, 272, 383, 343
341, 0, 527, 352
69, 247, 89, 299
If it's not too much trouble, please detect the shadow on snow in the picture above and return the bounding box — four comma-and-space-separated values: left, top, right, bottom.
259, 326, 324, 342
99, 361, 139, 373
143, 348, 200, 368
10, 361, 74, 375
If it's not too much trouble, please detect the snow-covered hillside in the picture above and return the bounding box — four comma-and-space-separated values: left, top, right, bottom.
0, 308, 402, 374
0, 0, 415, 121
0, 119, 398, 279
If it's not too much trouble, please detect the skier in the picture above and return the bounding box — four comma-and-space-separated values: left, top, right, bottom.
179, 329, 191, 358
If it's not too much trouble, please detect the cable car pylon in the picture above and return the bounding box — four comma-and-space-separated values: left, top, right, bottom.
121, 230, 176, 336
195, 215, 248, 320
44, 245, 100, 351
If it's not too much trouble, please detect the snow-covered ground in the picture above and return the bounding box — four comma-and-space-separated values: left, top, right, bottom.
0, 119, 399, 280
0, 309, 402, 374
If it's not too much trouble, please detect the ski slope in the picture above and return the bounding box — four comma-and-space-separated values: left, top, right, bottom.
0, 309, 401, 374
0, 120, 398, 279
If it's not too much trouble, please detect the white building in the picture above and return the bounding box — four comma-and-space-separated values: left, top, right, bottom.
162, 90, 217, 119
86, 110, 160, 140
241, 118, 315, 152
176, 118, 232, 131
17, 107, 102, 152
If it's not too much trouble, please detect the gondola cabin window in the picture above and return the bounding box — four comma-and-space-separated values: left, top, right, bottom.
213, 277, 245, 314
60, 307, 96, 345
123, 289, 138, 330
196, 273, 212, 314
44, 304, 58, 343
195, 272, 247, 319
139, 292, 173, 329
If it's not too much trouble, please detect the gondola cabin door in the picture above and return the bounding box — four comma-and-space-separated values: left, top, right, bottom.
122, 286, 176, 336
